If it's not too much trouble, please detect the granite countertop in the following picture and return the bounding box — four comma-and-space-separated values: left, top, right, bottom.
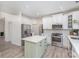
68, 35, 79, 55
22, 35, 46, 43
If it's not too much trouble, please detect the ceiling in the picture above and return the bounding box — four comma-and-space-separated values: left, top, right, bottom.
0, 1, 79, 18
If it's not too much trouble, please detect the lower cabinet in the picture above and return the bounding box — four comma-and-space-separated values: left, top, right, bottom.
72, 46, 79, 58
24, 38, 48, 58
68, 41, 79, 58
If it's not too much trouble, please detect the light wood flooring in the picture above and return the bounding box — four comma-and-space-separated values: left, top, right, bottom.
0, 37, 70, 58
43, 46, 70, 58
0, 37, 24, 58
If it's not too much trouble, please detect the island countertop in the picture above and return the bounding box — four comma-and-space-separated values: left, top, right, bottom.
22, 35, 46, 43
68, 35, 79, 55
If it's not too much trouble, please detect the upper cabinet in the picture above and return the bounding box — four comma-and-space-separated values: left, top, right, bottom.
42, 11, 79, 29
52, 14, 64, 24
42, 14, 64, 29
68, 15, 73, 29
65, 11, 79, 29
72, 11, 79, 29
42, 16, 52, 29
73, 11, 79, 20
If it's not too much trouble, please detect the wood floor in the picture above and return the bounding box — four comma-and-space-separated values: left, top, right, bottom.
0, 37, 24, 58
43, 46, 70, 58
0, 37, 70, 58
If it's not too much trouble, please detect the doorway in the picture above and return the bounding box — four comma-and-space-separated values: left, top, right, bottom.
0, 17, 5, 52
0, 18, 5, 38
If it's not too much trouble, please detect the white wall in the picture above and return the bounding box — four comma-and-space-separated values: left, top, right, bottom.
0, 19, 4, 32
21, 17, 32, 25
0, 12, 42, 46
0, 12, 40, 46
31, 18, 42, 35
1, 12, 21, 46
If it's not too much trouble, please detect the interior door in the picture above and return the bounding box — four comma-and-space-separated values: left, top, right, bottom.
8, 22, 13, 42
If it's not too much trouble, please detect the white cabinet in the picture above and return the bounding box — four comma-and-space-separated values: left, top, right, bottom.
42, 11, 79, 29
42, 16, 52, 29
65, 11, 79, 29
42, 14, 64, 29
52, 14, 64, 24
72, 11, 79, 29
63, 15, 68, 29
24, 37, 48, 58
73, 11, 79, 21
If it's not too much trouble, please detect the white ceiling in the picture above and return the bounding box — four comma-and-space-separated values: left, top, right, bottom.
0, 1, 79, 18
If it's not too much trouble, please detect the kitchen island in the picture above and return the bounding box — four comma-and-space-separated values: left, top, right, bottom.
23, 35, 48, 58
68, 35, 79, 58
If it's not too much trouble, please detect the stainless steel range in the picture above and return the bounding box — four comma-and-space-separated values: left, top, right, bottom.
51, 33, 63, 47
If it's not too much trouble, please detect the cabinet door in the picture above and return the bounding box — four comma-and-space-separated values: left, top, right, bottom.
24, 41, 36, 58
42, 39, 45, 54
24, 41, 32, 57
37, 39, 47, 57
42, 16, 52, 29
36, 41, 43, 57
73, 11, 79, 29
52, 14, 63, 24
63, 15, 68, 29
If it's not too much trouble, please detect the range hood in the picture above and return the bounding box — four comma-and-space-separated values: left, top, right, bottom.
52, 24, 63, 29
